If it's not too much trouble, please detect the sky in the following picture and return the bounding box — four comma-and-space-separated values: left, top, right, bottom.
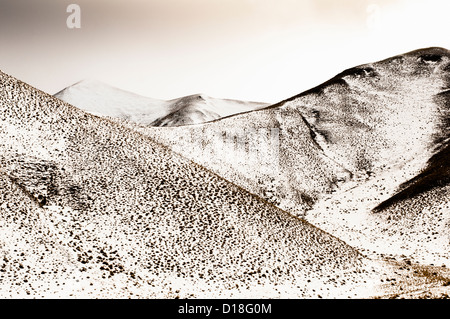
1, 0, 450, 103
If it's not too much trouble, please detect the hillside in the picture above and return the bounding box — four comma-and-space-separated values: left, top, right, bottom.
303, 48, 450, 268
0, 70, 382, 298
127, 48, 450, 271
139, 48, 450, 219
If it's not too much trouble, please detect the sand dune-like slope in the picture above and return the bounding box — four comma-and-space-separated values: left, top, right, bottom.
55, 80, 268, 127
0, 70, 382, 298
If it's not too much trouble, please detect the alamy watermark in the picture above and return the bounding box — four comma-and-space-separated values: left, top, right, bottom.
366, 3, 382, 31
171, 127, 281, 175
66, 4, 81, 29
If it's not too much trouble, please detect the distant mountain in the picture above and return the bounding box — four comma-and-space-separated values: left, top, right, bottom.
54, 80, 268, 127
0, 70, 384, 298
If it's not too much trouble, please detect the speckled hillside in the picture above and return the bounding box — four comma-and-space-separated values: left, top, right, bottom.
297, 48, 449, 268
125, 48, 449, 282
142, 103, 350, 217
0, 70, 382, 298
141, 48, 450, 219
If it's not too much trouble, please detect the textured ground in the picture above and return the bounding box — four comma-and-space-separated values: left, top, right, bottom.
0, 70, 387, 298
0, 47, 449, 299
139, 48, 450, 217
303, 48, 450, 269
133, 48, 450, 297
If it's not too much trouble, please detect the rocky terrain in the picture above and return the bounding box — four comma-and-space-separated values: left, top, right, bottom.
140, 48, 450, 216
0, 47, 448, 298
0, 69, 388, 298
130, 48, 449, 265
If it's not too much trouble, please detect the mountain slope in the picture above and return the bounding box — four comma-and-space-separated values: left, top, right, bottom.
137, 48, 450, 219
303, 48, 450, 267
306, 143, 450, 267
54, 80, 268, 127
366, 142, 450, 265
374, 142, 450, 213
287, 47, 449, 267
288, 47, 450, 177
0, 70, 381, 298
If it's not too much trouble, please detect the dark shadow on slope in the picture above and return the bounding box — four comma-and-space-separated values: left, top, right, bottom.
373, 143, 450, 213
5, 174, 45, 208
373, 64, 450, 213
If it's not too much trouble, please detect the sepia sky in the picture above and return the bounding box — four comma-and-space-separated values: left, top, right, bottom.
1, 0, 450, 103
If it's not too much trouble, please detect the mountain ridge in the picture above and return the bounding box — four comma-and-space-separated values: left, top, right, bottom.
54, 80, 269, 127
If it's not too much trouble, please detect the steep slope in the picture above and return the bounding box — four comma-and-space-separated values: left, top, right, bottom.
54, 80, 268, 127
374, 142, 450, 213
139, 47, 450, 218
289, 47, 449, 267
0, 70, 380, 298
369, 143, 450, 265
288, 47, 450, 179
141, 108, 350, 217
306, 144, 450, 267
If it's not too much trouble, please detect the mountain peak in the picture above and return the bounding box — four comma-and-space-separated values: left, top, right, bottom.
54, 82, 268, 127
404, 46, 450, 57
72, 78, 105, 87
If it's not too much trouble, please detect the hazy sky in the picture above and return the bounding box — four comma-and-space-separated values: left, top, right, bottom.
1, 0, 450, 103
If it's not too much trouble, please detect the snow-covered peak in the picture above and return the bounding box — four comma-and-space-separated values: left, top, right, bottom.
55, 81, 269, 127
